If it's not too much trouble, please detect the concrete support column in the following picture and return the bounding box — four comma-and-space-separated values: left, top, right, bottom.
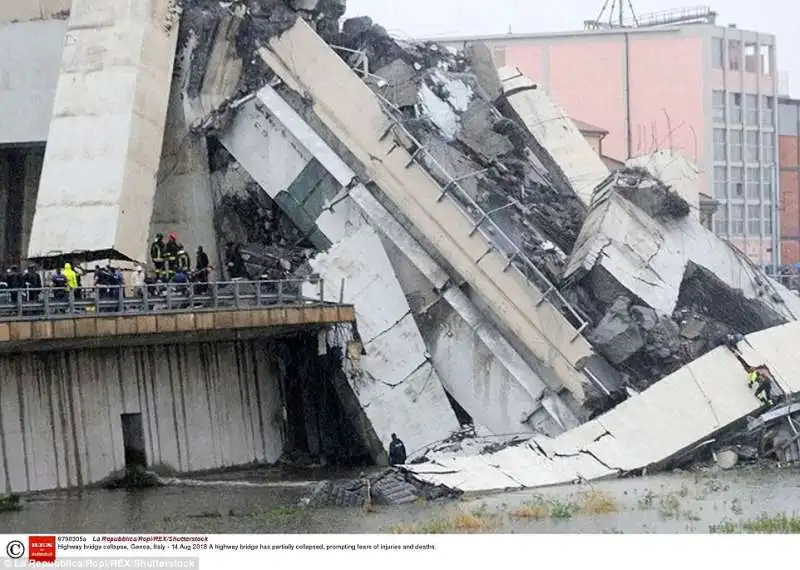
0, 152, 8, 260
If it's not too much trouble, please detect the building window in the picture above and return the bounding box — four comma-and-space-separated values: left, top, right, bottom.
714, 166, 727, 198
729, 129, 743, 162
729, 93, 742, 123
760, 44, 773, 75
744, 43, 758, 73
712, 38, 724, 69
714, 208, 728, 235
746, 166, 760, 199
728, 40, 741, 71
747, 205, 761, 235
779, 102, 800, 136
745, 94, 758, 126
761, 96, 775, 126
714, 128, 727, 161
731, 204, 745, 235
745, 131, 759, 163
712, 90, 726, 123
762, 166, 774, 200
762, 134, 775, 162
763, 204, 773, 233
730, 166, 744, 198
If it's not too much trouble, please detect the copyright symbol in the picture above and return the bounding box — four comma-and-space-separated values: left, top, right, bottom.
6, 540, 24, 559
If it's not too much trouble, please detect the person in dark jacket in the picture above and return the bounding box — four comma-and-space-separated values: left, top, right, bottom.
194, 246, 211, 295
150, 233, 166, 281
164, 232, 182, 280
51, 268, 68, 304
6, 267, 22, 305
24, 266, 42, 302
388, 433, 407, 465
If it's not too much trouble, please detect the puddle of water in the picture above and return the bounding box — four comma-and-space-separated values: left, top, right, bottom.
2, 465, 799, 534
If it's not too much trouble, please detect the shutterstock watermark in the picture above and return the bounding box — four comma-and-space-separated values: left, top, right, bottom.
2, 558, 198, 569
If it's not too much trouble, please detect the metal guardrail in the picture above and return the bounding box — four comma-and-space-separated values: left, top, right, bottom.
371, 92, 589, 340
0, 278, 347, 322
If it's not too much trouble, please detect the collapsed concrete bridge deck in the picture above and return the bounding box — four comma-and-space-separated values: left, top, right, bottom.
255, 18, 597, 405
402, 321, 800, 493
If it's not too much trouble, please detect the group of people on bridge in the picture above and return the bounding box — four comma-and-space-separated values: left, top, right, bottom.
149, 232, 211, 293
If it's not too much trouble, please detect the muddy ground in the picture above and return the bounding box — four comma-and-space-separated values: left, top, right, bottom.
2, 466, 799, 534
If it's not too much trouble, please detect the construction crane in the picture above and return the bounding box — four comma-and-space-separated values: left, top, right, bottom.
584, 2, 717, 30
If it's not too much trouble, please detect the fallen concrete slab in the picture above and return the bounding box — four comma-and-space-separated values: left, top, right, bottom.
258, 18, 595, 404
303, 225, 461, 456
28, 0, 180, 264
564, 171, 800, 320
403, 321, 799, 493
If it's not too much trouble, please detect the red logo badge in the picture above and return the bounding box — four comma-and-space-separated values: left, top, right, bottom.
28, 535, 56, 563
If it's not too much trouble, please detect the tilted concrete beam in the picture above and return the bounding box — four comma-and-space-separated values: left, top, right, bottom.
219, 83, 580, 436
257, 19, 594, 404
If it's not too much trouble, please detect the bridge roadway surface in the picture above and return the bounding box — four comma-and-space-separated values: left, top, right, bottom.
0, 279, 356, 352
402, 321, 800, 492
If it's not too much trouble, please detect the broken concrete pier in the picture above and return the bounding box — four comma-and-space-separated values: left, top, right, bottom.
27, 0, 180, 264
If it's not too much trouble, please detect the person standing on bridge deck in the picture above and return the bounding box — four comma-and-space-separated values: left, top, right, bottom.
195, 246, 210, 295
24, 266, 42, 303
164, 232, 182, 281
6, 267, 22, 305
150, 233, 166, 281
388, 433, 407, 465
51, 268, 68, 305
63, 263, 78, 299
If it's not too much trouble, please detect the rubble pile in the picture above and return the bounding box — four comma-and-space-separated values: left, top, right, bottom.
171, 0, 800, 477
303, 468, 458, 508
564, 168, 792, 391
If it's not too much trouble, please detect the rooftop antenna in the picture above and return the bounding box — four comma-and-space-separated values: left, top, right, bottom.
584, 2, 716, 30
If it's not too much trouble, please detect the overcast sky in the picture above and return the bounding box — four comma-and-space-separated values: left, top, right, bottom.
345, 0, 796, 96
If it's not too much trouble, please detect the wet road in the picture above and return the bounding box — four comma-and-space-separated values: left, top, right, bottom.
2, 465, 800, 534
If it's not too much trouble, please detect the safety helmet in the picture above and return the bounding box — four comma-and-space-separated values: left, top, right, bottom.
169, 232, 177, 240
156, 233, 163, 239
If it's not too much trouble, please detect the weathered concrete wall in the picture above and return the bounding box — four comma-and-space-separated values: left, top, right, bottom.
28, 0, 180, 263
0, 1, 70, 24
626, 150, 701, 219
259, 20, 594, 404
0, 20, 65, 144
305, 226, 461, 454
0, 339, 284, 494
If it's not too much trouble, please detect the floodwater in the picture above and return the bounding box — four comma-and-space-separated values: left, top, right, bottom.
2, 465, 800, 534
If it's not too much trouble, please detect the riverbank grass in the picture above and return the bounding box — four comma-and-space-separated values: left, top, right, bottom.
0, 494, 22, 513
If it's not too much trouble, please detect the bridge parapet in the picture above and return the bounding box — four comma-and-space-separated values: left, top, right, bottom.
0, 278, 355, 352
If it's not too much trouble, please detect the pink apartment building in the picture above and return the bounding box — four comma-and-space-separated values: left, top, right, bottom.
438, 22, 780, 266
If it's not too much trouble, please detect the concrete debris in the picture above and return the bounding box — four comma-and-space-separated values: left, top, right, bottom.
303, 468, 458, 508
614, 167, 691, 221
626, 150, 701, 218
403, 322, 800, 493
564, 167, 800, 388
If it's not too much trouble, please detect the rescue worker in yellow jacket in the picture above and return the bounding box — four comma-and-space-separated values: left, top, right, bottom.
63, 263, 78, 293
176, 249, 191, 274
